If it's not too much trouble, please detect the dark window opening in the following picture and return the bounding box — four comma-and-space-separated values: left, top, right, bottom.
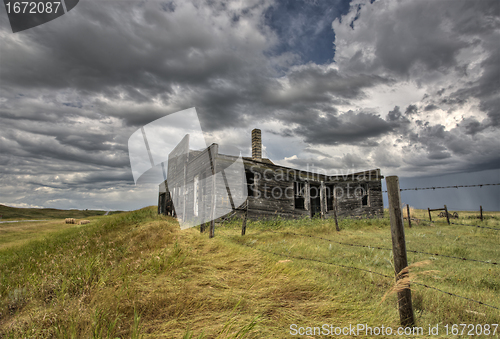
294, 181, 305, 210
362, 194, 368, 206
246, 171, 255, 197
361, 184, 369, 206
309, 185, 321, 216
326, 185, 335, 211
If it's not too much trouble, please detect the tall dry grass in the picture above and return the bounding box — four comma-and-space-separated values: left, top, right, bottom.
1, 207, 499, 337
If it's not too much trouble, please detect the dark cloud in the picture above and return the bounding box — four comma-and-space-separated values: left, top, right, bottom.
386, 106, 401, 122
395, 118, 500, 174
424, 104, 438, 111
303, 147, 330, 157
0, 0, 498, 210
286, 152, 368, 171
405, 104, 418, 115
427, 151, 451, 160
330, 0, 500, 178
285, 66, 390, 100
293, 110, 393, 146
462, 118, 488, 135
0, 0, 275, 128
334, 0, 498, 78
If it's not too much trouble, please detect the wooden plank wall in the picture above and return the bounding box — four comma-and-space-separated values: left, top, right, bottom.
159, 150, 384, 222
244, 161, 384, 220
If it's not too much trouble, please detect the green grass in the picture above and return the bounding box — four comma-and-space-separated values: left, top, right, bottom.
0, 204, 123, 221
0, 220, 84, 251
0, 208, 498, 338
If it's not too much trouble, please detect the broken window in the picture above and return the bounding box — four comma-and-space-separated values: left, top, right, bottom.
294, 181, 305, 210
360, 184, 369, 207
326, 184, 335, 211
246, 171, 255, 197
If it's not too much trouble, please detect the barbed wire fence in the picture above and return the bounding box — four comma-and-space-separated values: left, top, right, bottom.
263, 229, 498, 265
223, 178, 500, 326
240, 242, 500, 312
393, 182, 500, 230
230, 231, 500, 318
384, 179, 500, 316
418, 218, 500, 231
382, 182, 500, 193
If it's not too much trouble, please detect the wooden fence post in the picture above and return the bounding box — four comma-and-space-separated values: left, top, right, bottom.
209, 144, 218, 239
386, 176, 415, 327
444, 205, 450, 225
304, 181, 311, 218
241, 202, 248, 236
406, 204, 412, 228
428, 208, 432, 222
320, 181, 326, 220
209, 171, 216, 238
480, 205, 483, 221
333, 195, 340, 232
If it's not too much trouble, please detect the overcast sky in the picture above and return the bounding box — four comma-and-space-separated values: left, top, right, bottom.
0, 0, 499, 212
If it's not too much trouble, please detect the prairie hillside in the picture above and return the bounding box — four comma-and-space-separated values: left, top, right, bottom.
0, 204, 122, 221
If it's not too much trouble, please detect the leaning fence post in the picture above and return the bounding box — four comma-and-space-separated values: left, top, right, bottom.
386, 176, 415, 327
333, 196, 340, 232
208, 144, 218, 239
480, 205, 483, 221
406, 204, 412, 228
428, 208, 432, 222
241, 202, 248, 236
444, 205, 450, 225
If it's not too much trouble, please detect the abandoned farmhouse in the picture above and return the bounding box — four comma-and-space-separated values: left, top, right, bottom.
158, 129, 384, 222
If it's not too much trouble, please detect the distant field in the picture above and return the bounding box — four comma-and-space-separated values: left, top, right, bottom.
0, 204, 123, 220
0, 207, 498, 338
406, 207, 500, 229
0, 219, 100, 251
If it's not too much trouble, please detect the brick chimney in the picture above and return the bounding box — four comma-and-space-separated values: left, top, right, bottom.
252, 129, 262, 161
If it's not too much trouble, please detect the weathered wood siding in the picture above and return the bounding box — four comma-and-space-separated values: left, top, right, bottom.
243, 161, 383, 220
159, 148, 384, 221
324, 180, 383, 218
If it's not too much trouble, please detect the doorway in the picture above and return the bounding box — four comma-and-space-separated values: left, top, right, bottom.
309, 184, 321, 217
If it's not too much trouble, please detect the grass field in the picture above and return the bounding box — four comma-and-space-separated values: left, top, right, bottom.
0, 204, 122, 221
0, 207, 498, 338
0, 217, 107, 251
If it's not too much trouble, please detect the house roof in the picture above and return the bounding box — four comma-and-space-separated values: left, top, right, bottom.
242, 157, 275, 165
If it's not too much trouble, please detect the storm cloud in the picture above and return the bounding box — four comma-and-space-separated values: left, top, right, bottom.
0, 0, 498, 210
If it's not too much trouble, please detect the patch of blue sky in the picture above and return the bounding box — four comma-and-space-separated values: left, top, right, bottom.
264, 0, 351, 66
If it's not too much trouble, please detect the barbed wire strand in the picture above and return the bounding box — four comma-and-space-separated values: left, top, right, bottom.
216, 201, 247, 225
449, 221, 500, 231
382, 183, 500, 193
262, 229, 498, 266
243, 243, 393, 278
240, 242, 500, 311
419, 218, 500, 231
411, 282, 500, 311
